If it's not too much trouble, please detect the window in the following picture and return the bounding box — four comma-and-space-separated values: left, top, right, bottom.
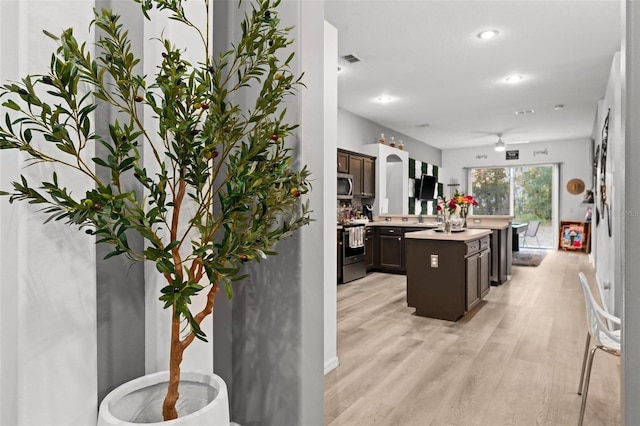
471, 165, 554, 248
471, 168, 511, 215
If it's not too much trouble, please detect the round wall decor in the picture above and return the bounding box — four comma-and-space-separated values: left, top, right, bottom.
567, 178, 585, 195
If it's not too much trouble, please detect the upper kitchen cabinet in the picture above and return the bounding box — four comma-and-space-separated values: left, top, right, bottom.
337, 149, 376, 198
337, 151, 349, 174
362, 157, 375, 197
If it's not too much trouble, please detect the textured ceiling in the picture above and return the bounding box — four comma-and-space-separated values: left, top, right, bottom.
324, 0, 621, 150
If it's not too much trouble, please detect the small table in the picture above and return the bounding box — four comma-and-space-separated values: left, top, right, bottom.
512, 222, 528, 251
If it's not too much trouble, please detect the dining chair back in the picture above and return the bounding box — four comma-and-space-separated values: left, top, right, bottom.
576, 272, 621, 426
521, 220, 541, 247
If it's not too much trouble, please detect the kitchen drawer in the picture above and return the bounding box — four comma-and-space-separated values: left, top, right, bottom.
479, 236, 490, 251
366, 226, 376, 236
466, 240, 480, 255
378, 227, 403, 236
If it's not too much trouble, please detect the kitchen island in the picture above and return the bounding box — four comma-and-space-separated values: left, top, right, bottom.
405, 229, 492, 321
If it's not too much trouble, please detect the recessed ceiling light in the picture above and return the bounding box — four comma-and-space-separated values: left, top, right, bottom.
416, 123, 430, 128
515, 109, 535, 115
477, 29, 499, 40
376, 96, 393, 104
505, 75, 524, 84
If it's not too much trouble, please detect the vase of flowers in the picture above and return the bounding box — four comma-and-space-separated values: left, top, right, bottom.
436, 197, 456, 233
451, 191, 478, 229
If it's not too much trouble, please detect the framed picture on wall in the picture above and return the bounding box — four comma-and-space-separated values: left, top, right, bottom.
559, 221, 587, 251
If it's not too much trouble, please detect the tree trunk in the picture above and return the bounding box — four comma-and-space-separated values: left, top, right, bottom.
161, 281, 219, 421
162, 306, 184, 421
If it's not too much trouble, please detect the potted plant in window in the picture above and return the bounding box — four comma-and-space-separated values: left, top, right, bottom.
0, 0, 310, 423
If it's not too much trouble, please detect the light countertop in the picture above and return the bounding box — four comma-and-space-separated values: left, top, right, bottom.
366, 221, 439, 228
338, 218, 510, 231
371, 216, 511, 230
404, 228, 492, 241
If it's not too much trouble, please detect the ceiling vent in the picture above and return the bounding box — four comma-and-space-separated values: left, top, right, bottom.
341, 54, 362, 64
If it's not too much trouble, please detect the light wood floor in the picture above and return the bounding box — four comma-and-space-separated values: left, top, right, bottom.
325, 250, 621, 426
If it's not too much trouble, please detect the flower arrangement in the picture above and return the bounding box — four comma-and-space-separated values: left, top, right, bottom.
436, 196, 456, 217
436, 191, 477, 230
451, 191, 478, 219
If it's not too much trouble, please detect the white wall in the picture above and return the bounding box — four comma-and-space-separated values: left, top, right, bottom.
324, 21, 339, 374
622, 2, 640, 423
0, 3, 98, 425
441, 138, 592, 222
141, 0, 214, 377
592, 53, 623, 315
212, 1, 326, 424
361, 144, 409, 216
337, 108, 441, 166
337, 108, 438, 215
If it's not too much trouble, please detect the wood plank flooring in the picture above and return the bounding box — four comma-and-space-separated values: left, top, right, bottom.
325, 250, 621, 426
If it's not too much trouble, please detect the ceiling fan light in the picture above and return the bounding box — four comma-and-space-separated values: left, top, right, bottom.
477, 29, 499, 40
505, 75, 524, 84
495, 141, 506, 152
376, 96, 393, 104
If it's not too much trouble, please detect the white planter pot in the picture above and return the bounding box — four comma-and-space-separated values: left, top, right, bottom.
98, 371, 230, 426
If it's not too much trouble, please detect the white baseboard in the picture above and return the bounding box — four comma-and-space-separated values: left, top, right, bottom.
324, 356, 339, 375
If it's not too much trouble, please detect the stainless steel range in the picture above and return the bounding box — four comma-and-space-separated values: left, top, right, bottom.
340, 224, 366, 283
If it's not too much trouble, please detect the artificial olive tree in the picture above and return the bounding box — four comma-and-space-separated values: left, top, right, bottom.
0, 0, 310, 420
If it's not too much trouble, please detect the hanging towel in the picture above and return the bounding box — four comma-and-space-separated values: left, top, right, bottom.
349, 227, 364, 248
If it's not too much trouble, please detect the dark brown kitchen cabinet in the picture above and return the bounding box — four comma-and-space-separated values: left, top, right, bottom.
365, 227, 377, 271
466, 253, 480, 311
337, 229, 343, 283
489, 228, 508, 285
365, 226, 421, 274
337, 149, 376, 198
378, 227, 403, 272
479, 246, 491, 297
337, 151, 349, 174
405, 231, 491, 321
349, 156, 363, 197
466, 236, 490, 311
362, 157, 375, 198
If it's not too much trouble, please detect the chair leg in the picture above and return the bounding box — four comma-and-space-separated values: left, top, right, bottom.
578, 345, 599, 426
578, 333, 591, 395
535, 236, 541, 247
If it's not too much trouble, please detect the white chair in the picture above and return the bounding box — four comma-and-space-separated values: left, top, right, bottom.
521, 220, 541, 248
577, 272, 621, 426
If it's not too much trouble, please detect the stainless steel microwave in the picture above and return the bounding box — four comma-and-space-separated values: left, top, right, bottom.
337, 173, 354, 199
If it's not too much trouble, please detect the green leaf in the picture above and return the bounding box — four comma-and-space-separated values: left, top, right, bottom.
104, 250, 124, 260
165, 241, 181, 251
92, 157, 110, 168
2, 100, 21, 111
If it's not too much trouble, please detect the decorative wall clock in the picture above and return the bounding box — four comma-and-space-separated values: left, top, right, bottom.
567, 178, 585, 195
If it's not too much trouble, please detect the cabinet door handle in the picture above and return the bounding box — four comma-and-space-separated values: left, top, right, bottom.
398, 237, 402, 241
388, 230, 394, 233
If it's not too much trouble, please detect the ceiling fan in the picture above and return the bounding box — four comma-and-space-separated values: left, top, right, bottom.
493, 133, 530, 152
